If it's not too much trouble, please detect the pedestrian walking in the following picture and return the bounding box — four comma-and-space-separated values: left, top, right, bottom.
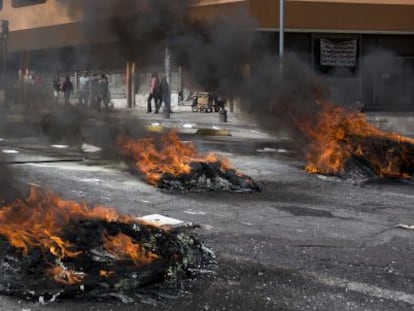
97, 74, 110, 110
24, 71, 35, 109
90, 73, 99, 110
147, 73, 160, 113
61, 75, 74, 106
159, 76, 172, 113
78, 71, 90, 108
52, 75, 61, 104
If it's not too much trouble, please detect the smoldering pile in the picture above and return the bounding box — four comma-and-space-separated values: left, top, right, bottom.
117, 131, 260, 193
0, 188, 212, 303
156, 160, 260, 193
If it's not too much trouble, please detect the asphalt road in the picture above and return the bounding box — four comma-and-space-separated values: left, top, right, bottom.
0, 108, 413, 310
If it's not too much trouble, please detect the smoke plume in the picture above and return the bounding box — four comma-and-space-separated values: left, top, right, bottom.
54, 0, 329, 152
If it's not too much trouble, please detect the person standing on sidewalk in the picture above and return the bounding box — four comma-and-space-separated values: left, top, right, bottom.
89, 73, 99, 110
52, 75, 61, 104
61, 75, 73, 106
78, 71, 90, 108
147, 73, 160, 113
159, 76, 172, 113
24, 71, 35, 109
97, 74, 110, 111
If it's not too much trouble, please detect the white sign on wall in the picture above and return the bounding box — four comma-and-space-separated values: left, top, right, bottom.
320, 38, 357, 67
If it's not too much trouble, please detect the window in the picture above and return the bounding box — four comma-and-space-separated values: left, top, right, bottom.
12, 0, 46, 8
0, 1, 3, 10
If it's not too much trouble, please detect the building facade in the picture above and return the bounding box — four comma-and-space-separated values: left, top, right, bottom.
250, 0, 414, 110
0, 0, 413, 110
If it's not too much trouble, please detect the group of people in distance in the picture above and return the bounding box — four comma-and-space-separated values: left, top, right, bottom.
52, 71, 110, 110
51, 71, 172, 113
147, 73, 172, 114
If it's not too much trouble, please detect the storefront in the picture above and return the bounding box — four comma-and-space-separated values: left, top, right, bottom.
0, 0, 413, 110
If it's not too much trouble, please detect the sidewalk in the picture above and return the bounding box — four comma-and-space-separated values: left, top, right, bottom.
111, 98, 280, 140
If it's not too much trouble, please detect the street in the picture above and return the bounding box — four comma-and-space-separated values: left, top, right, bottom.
0, 108, 413, 310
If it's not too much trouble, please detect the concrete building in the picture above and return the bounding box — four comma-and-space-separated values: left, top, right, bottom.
0, 0, 413, 110
250, 0, 414, 111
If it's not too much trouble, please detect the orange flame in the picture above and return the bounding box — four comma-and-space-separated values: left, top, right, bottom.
0, 187, 133, 259
103, 231, 159, 266
46, 265, 85, 285
117, 131, 230, 185
0, 187, 164, 285
99, 269, 115, 278
300, 100, 414, 177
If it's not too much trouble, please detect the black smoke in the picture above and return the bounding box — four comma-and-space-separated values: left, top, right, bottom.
57, 0, 193, 67
56, 1, 326, 147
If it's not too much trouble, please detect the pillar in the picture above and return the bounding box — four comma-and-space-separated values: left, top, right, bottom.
126, 60, 136, 109
163, 46, 171, 118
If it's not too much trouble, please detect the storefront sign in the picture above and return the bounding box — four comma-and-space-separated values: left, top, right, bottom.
320, 39, 357, 67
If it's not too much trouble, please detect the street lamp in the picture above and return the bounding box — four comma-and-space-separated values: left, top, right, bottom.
1, 20, 9, 108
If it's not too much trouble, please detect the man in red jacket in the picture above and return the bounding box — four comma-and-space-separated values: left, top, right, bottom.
147, 73, 160, 113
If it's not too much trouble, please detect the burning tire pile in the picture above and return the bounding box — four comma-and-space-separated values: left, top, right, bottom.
0, 188, 212, 303
118, 131, 260, 193
301, 101, 414, 182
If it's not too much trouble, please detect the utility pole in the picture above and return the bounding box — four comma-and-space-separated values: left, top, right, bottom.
278, 0, 285, 80
279, 0, 284, 58
1, 20, 8, 108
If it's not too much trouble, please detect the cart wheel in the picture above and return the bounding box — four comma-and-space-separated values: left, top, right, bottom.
192, 105, 198, 112
207, 107, 213, 113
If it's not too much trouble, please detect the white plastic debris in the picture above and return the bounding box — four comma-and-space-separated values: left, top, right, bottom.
184, 209, 206, 215
137, 214, 184, 228
396, 224, 414, 230
256, 147, 288, 153
2, 149, 18, 154
182, 123, 194, 129
276, 148, 288, 153
50, 144, 68, 149
81, 143, 102, 153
